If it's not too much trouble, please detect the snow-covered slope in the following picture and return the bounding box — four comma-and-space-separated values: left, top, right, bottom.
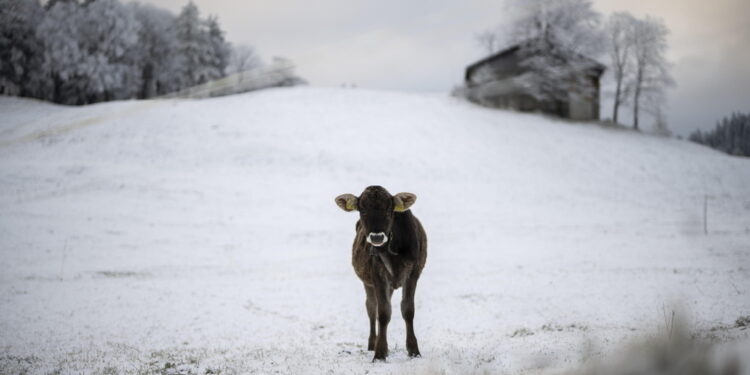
0, 88, 748, 374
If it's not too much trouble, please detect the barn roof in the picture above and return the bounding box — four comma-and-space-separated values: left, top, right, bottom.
465, 45, 522, 79
465, 40, 606, 82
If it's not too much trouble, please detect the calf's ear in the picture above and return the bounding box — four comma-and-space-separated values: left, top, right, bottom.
393, 192, 417, 212
335, 194, 358, 212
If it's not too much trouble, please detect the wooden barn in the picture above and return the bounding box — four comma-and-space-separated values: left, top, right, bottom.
464, 42, 605, 121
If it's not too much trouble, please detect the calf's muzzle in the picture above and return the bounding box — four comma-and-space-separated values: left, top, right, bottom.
367, 232, 388, 247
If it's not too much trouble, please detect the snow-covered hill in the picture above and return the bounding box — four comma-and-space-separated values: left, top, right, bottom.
1, 88, 748, 374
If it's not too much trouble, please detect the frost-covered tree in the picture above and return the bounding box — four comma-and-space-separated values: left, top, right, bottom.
175, 1, 218, 87
267, 56, 307, 87
130, 2, 182, 98
37, 0, 140, 104
79, 0, 141, 101
37, 0, 87, 103
0, 0, 48, 97
3, 0, 256, 103
226, 44, 260, 75
630, 16, 673, 130
605, 12, 637, 124
503, 0, 605, 101
206, 16, 230, 77
506, 0, 604, 56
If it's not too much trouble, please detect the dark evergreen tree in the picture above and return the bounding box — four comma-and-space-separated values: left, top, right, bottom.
689, 113, 750, 157
0, 0, 49, 98
207, 16, 231, 78
175, 1, 217, 87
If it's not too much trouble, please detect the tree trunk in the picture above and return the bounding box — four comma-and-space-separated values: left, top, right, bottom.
53, 75, 62, 104
613, 78, 621, 124
633, 68, 642, 130
633, 87, 640, 130
140, 63, 155, 99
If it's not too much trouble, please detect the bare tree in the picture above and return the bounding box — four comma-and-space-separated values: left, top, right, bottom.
630, 16, 673, 130
504, 0, 606, 102
506, 0, 604, 58
475, 30, 500, 54
605, 12, 636, 124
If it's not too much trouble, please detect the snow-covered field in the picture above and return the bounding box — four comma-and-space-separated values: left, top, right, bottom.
0, 88, 748, 374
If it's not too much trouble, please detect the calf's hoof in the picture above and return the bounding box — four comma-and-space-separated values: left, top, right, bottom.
407, 338, 420, 357
372, 347, 388, 362
367, 336, 376, 351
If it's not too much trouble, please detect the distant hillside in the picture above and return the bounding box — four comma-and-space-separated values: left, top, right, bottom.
1, 88, 748, 374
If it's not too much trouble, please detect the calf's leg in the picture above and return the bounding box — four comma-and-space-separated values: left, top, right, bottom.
364, 285, 377, 351
401, 275, 421, 357
372, 274, 392, 361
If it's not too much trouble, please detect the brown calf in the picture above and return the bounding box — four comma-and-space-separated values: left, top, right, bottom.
335, 186, 427, 361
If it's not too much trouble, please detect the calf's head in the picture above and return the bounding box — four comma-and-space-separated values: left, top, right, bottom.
335, 186, 417, 247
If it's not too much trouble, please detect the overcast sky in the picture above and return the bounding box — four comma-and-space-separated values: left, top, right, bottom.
139, 0, 749, 136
